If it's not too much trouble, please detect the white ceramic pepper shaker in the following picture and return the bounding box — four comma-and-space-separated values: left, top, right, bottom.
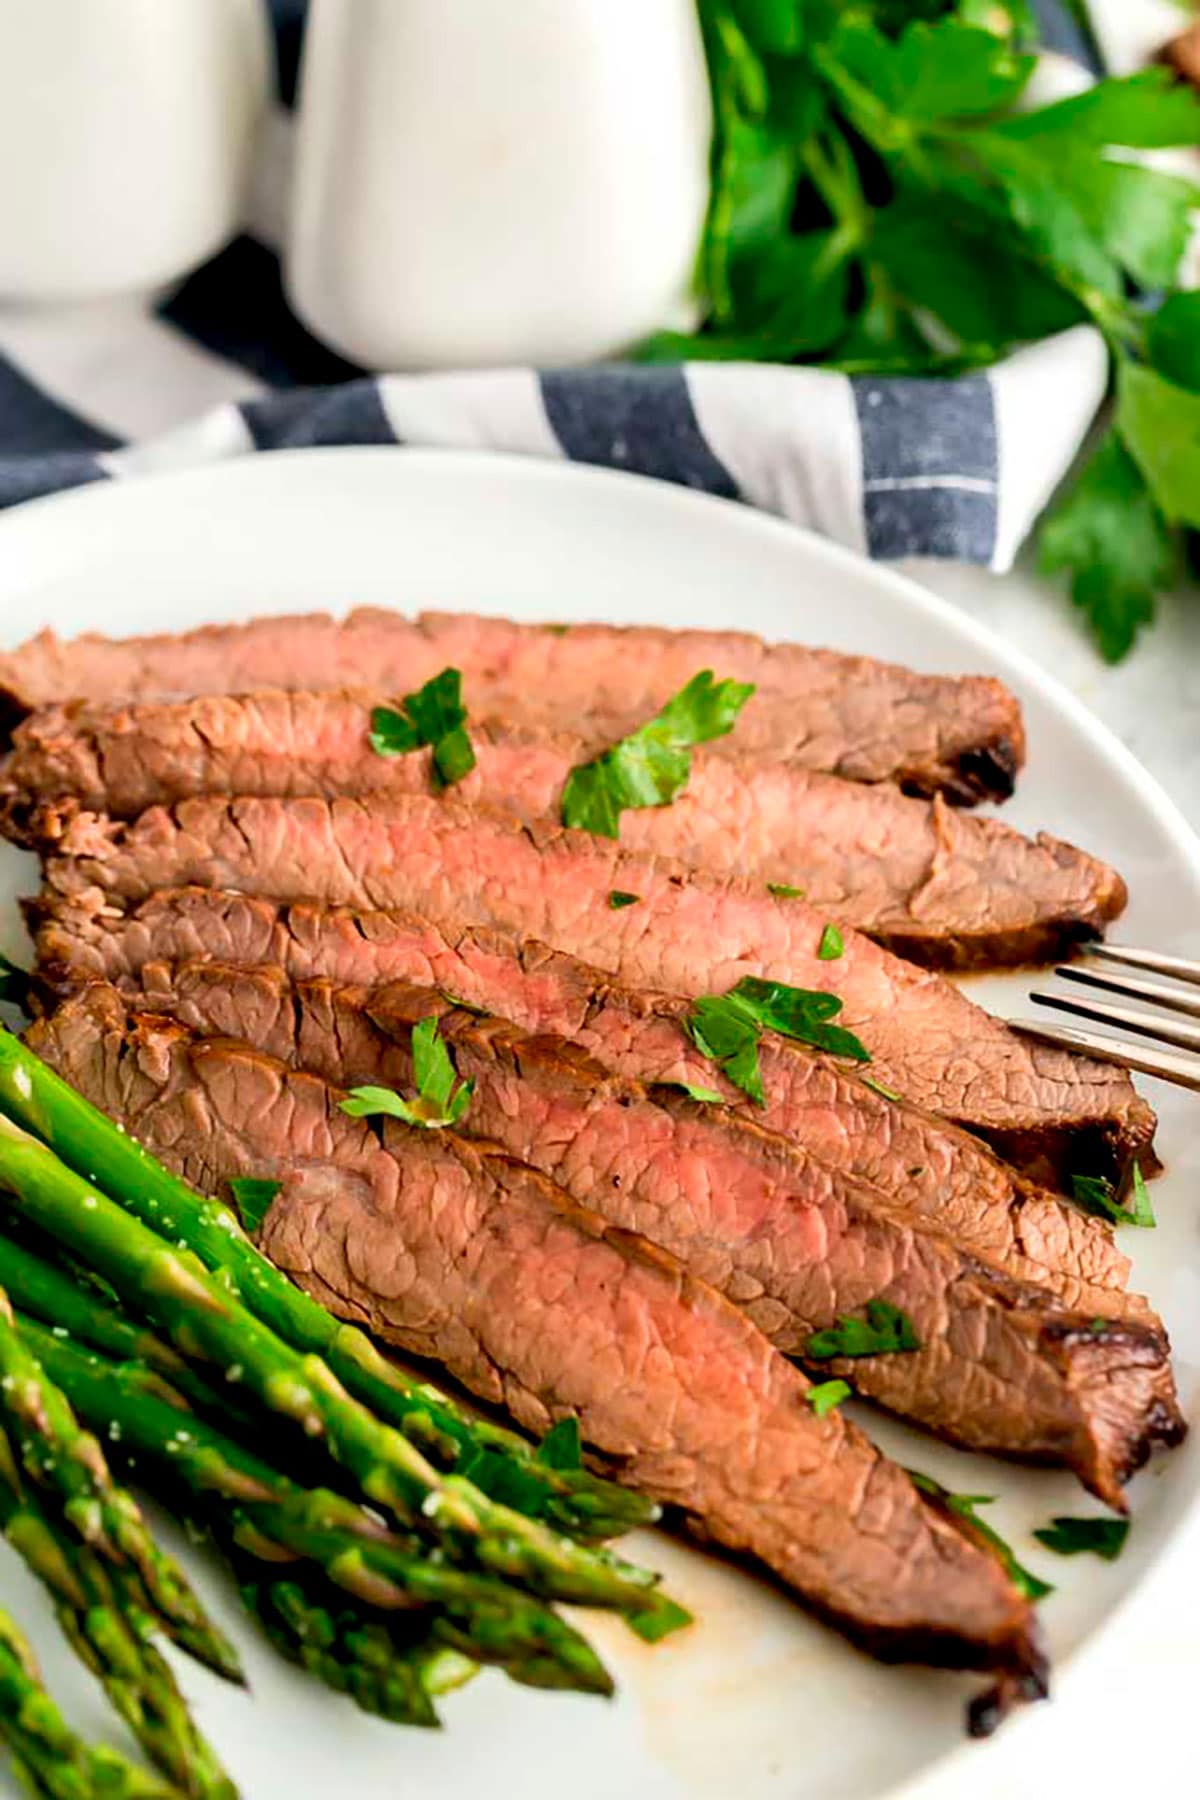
286, 0, 713, 369
0, 0, 270, 302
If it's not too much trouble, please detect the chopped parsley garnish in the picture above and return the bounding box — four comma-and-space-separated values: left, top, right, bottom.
228, 1178, 282, 1235
768, 883, 805, 899
0, 952, 31, 1016
1032, 1516, 1129, 1562
609, 890, 641, 910
806, 1379, 852, 1417
370, 667, 476, 788
627, 1597, 694, 1645
437, 989, 488, 1016
684, 976, 869, 1106
806, 1299, 920, 1360
685, 996, 766, 1106
536, 1416, 583, 1470
670, 1081, 726, 1104
1071, 1166, 1155, 1229
817, 923, 844, 960
861, 1075, 902, 1103
341, 1015, 473, 1129
731, 978, 869, 1060
561, 670, 754, 837
908, 1470, 1053, 1601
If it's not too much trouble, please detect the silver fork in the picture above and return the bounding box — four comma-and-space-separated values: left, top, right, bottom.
1009, 943, 1200, 1092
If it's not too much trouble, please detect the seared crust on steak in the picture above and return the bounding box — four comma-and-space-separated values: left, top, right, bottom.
0, 608, 1025, 803
30, 794, 1157, 1187
1, 695, 1118, 969
29, 887, 1139, 1299
118, 958, 1180, 1503
24, 983, 1046, 1683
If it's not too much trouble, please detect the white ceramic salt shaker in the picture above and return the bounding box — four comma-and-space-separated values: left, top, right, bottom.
286, 0, 713, 369
0, 0, 270, 302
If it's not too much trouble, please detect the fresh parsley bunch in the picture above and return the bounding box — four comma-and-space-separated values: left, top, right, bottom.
647, 1, 1200, 659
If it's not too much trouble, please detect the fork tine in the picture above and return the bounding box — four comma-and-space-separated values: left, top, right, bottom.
1056, 962, 1200, 1021
1030, 989, 1200, 1054
1086, 942, 1200, 987
1009, 1017, 1200, 1093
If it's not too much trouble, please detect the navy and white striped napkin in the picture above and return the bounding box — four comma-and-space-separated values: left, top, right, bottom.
0, 1, 1173, 573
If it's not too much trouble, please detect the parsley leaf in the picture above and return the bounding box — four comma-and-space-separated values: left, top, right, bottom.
685, 996, 765, 1106
370, 667, 476, 789
1071, 1167, 1155, 1229
730, 0, 804, 56
1147, 291, 1200, 394
767, 883, 805, 898
908, 1471, 1053, 1600
1032, 1516, 1129, 1562
806, 1299, 920, 1359
1061, 160, 1200, 292
806, 1378, 851, 1417
827, 18, 1035, 123
341, 1016, 474, 1129
964, 132, 1123, 298
536, 1416, 583, 1471
1037, 430, 1174, 663
868, 193, 1084, 352
669, 1081, 726, 1105
730, 976, 869, 1060
609, 890, 641, 910
1129, 1165, 1156, 1228
817, 923, 844, 960
684, 976, 869, 1107
0, 952, 31, 1015
228, 1178, 281, 1235
994, 66, 1200, 150
562, 671, 755, 837
1117, 359, 1200, 532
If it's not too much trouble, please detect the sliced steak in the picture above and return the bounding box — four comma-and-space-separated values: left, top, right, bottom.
37, 890, 1133, 1302
3, 695, 1119, 969
34, 795, 1157, 1187
128, 958, 1179, 1503
0, 608, 1025, 803
118, 930, 1132, 1308
27, 984, 1043, 1688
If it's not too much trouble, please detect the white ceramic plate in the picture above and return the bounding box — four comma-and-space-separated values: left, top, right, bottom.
0, 449, 1197, 1800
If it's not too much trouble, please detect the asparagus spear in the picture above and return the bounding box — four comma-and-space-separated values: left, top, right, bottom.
0, 1427, 235, 1799
0, 1223, 192, 1380
230, 1556, 462, 1728
0, 1111, 678, 1635
19, 1315, 615, 1697
0, 1027, 651, 1542
0, 1223, 275, 1451
0, 1288, 242, 1686
0, 1606, 181, 1800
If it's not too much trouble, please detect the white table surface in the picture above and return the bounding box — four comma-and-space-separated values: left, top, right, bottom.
903, 556, 1200, 1800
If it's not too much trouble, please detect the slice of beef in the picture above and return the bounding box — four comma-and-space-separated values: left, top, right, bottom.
0, 608, 1025, 803
2, 695, 1120, 969
120, 932, 1131, 1310
36, 890, 1133, 1303
34, 794, 1157, 1187
26, 984, 1043, 1687
127, 958, 1179, 1503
